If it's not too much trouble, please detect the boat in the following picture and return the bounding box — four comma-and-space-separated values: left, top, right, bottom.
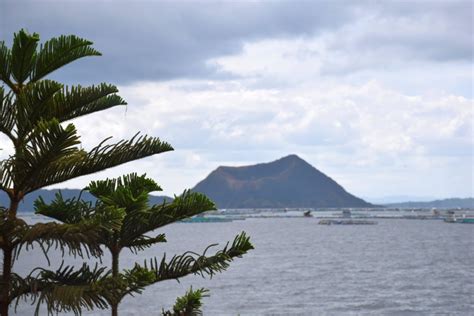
443, 210, 474, 224
342, 209, 352, 218
444, 210, 457, 223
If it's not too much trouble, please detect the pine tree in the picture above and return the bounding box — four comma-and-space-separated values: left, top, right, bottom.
0, 29, 175, 315
35, 173, 253, 315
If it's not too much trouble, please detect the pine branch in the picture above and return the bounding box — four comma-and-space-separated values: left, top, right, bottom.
0, 158, 14, 194
0, 41, 13, 88
51, 83, 127, 123
22, 133, 173, 194
124, 233, 167, 253
10, 263, 110, 316
87, 173, 161, 202
31, 34, 101, 82
97, 233, 252, 303
15, 221, 104, 259
11, 29, 39, 84
162, 287, 209, 316
14, 119, 81, 191
138, 232, 253, 283
34, 191, 95, 224
15, 80, 63, 138
101, 265, 157, 302
0, 214, 28, 248
26, 119, 80, 162
34, 191, 125, 236
87, 173, 161, 213
11, 81, 125, 140
120, 190, 215, 243
0, 86, 15, 141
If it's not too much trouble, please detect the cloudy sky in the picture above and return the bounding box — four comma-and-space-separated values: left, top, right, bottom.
1, 0, 473, 202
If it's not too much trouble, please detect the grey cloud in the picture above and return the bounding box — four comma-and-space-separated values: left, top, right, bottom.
1, 1, 470, 85
315, 1, 472, 81
342, 0, 472, 62
0, 0, 354, 85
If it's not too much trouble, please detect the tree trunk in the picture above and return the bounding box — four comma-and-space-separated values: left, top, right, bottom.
1, 198, 20, 316
0, 247, 12, 316
112, 249, 119, 278
111, 247, 120, 316
7, 198, 19, 220
111, 304, 118, 316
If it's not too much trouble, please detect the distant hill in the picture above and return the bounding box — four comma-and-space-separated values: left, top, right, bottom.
385, 198, 474, 209
0, 189, 173, 213
365, 195, 438, 204
192, 154, 373, 208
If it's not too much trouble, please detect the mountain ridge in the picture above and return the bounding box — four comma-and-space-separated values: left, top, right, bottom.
192, 154, 373, 208
384, 198, 473, 209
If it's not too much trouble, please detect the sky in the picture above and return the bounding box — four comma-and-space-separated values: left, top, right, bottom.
0, 0, 473, 202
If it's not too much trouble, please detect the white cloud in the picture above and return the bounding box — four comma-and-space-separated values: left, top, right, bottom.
1, 1, 472, 199
1, 58, 471, 200
37, 72, 467, 198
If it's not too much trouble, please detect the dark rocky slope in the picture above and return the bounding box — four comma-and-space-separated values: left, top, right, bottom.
192, 154, 373, 208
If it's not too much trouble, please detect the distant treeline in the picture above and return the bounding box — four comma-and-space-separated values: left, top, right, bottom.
385, 198, 474, 209
0, 189, 173, 213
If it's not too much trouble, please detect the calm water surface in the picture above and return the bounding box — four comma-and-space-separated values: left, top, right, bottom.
13, 217, 474, 315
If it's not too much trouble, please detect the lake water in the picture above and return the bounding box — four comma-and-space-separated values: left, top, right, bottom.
11, 217, 474, 315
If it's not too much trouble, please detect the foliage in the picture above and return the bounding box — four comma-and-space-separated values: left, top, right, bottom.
162, 287, 209, 316
36, 174, 253, 314
11, 263, 110, 315
0, 29, 171, 315
0, 29, 253, 316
